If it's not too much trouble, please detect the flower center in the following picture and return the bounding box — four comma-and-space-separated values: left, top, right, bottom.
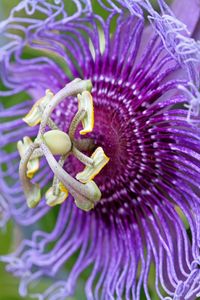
79, 73, 177, 219
91, 82, 137, 205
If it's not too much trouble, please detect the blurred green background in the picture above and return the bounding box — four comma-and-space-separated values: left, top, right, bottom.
0, 0, 170, 299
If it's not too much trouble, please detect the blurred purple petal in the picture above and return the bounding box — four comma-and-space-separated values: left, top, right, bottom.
171, 0, 200, 35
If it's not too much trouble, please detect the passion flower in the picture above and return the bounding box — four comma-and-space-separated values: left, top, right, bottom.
0, 0, 200, 299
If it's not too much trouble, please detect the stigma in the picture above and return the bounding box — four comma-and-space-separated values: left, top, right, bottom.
17, 79, 109, 212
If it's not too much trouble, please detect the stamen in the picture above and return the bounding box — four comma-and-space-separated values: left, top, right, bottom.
59, 182, 69, 194
18, 141, 41, 208
72, 146, 94, 167
74, 181, 101, 211
18, 79, 109, 212
30, 148, 44, 160
68, 109, 86, 140
39, 79, 92, 136
23, 89, 54, 127
17, 136, 40, 179
76, 147, 110, 183
78, 91, 94, 135
45, 155, 69, 207
40, 141, 101, 210
46, 118, 59, 130
45, 185, 68, 207
52, 154, 68, 195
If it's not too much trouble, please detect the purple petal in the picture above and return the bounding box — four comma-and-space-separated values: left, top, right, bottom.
171, 0, 200, 35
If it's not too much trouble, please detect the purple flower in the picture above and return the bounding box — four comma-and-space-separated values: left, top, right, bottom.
0, 0, 200, 299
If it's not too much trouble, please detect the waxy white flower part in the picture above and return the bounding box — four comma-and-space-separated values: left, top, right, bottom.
78, 90, 94, 135
23, 89, 54, 127
17, 136, 40, 179
76, 147, 110, 183
26, 183, 41, 209
43, 130, 72, 155
45, 185, 68, 207
74, 180, 101, 211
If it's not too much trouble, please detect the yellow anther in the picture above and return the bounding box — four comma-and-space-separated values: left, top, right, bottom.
74, 180, 101, 211
26, 183, 41, 208
59, 182, 69, 194
78, 91, 94, 135
17, 136, 39, 179
23, 89, 54, 127
76, 147, 109, 183
45, 185, 68, 207
75, 198, 94, 211
43, 130, 72, 155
